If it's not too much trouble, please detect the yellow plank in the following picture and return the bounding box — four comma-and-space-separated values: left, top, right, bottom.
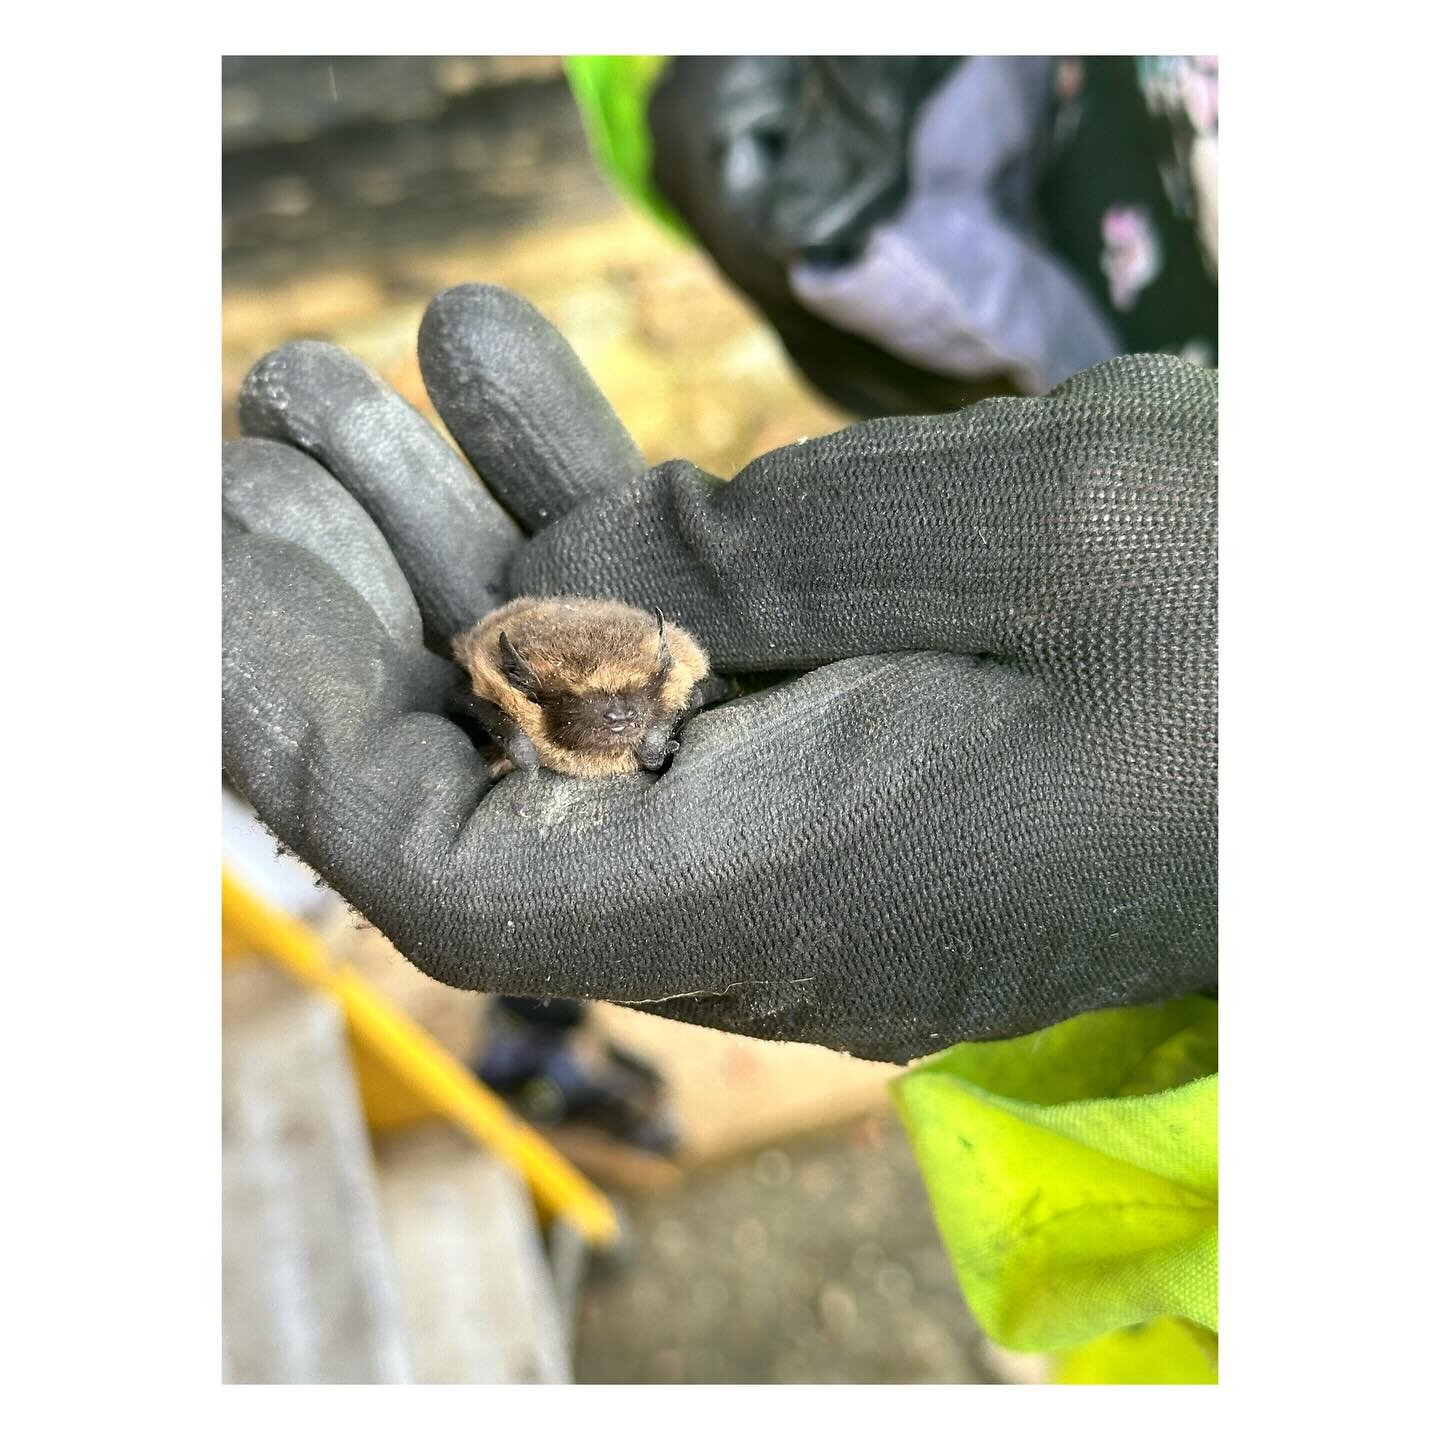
221, 869, 619, 1245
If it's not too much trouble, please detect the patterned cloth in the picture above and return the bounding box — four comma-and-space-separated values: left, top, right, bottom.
1039, 56, 1218, 367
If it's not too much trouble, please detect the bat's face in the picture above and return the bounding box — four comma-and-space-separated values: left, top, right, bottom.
541, 682, 673, 756
494, 615, 684, 762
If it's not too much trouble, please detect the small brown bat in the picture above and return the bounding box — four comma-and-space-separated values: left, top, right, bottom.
450, 597, 713, 778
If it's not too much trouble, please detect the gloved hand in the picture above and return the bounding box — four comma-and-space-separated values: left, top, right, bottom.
223, 284, 1216, 1062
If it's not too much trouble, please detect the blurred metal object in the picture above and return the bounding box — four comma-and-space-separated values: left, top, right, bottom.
222, 973, 411, 1382
375, 1125, 572, 1382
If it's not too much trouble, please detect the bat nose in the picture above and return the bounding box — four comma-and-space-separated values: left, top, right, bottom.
603, 700, 638, 733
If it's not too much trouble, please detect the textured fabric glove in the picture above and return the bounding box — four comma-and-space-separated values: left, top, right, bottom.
223, 283, 1217, 1062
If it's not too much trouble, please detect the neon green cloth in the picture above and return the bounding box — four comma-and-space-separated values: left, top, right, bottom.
892, 997, 1217, 1383
563, 56, 688, 239
1056, 1318, 1218, 1384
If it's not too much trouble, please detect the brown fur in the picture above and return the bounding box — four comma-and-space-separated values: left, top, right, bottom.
452, 596, 709, 777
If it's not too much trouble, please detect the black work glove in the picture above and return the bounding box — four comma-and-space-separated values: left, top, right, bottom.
223, 284, 1216, 1063
646, 56, 1007, 418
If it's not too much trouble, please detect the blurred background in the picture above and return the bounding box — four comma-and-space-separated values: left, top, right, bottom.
222, 56, 848, 470
222, 54, 1216, 1385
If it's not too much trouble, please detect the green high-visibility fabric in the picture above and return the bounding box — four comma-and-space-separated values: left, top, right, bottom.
1056, 1318, 1218, 1384
892, 997, 1217, 1382
563, 56, 689, 238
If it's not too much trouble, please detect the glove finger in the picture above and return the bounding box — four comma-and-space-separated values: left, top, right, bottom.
223, 529, 484, 853
512, 352, 1217, 672
222, 437, 423, 650
417, 283, 648, 533
238, 339, 521, 639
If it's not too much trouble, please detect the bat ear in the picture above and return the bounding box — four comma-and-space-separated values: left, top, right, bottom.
498, 630, 542, 702
654, 609, 673, 674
